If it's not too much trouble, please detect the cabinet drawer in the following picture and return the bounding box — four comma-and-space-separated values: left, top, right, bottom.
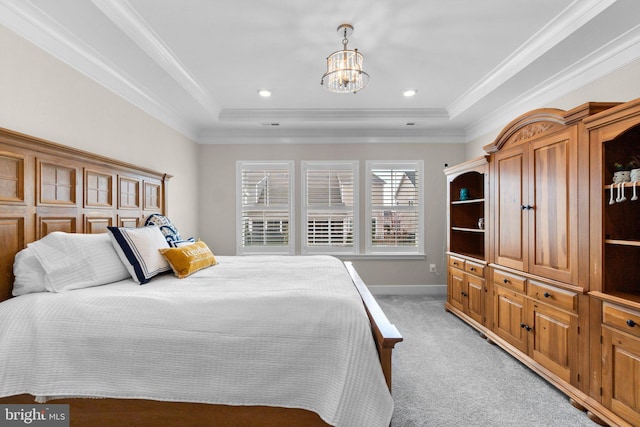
493, 269, 525, 293
465, 260, 485, 277
527, 280, 577, 313
449, 256, 465, 270
603, 302, 640, 339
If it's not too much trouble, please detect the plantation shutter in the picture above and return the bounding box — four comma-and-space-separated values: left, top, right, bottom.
367, 161, 424, 253
302, 161, 358, 254
237, 161, 294, 254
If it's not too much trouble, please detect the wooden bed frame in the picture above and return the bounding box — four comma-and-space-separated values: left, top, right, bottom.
0, 127, 403, 427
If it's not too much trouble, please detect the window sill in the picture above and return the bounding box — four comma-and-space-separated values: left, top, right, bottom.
237, 251, 426, 261
334, 254, 426, 261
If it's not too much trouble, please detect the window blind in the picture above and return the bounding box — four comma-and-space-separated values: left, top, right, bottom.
302, 161, 358, 253
367, 162, 423, 253
237, 162, 294, 254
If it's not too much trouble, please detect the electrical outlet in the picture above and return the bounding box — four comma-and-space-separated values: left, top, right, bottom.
429, 264, 436, 273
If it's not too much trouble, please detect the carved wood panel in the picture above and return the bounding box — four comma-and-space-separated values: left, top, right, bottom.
0, 153, 25, 203
118, 215, 141, 228
510, 122, 559, 144
39, 161, 77, 206
85, 170, 113, 208
0, 217, 24, 300
119, 176, 140, 209
84, 216, 113, 234
37, 216, 77, 238
144, 180, 161, 211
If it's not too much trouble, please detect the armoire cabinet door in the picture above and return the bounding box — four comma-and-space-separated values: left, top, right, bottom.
466, 273, 484, 324
448, 267, 465, 312
528, 301, 577, 383
494, 146, 527, 272
602, 326, 640, 426
493, 286, 528, 353
528, 128, 578, 284
494, 127, 578, 284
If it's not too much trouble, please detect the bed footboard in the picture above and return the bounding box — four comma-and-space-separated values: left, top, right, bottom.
344, 262, 403, 391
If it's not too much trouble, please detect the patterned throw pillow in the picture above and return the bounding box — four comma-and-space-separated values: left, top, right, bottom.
143, 213, 193, 247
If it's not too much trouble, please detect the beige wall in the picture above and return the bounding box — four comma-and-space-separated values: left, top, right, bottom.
466, 58, 640, 159
198, 143, 465, 287
0, 25, 199, 237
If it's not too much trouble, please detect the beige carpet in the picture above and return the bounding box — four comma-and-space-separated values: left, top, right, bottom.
376, 295, 595, 427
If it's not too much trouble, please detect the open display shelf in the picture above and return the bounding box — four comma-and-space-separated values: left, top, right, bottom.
602, 125, 640, 298
446, 159, 487, 261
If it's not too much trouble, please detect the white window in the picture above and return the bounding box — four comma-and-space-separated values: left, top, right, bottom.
366, 161, 424, 254
302, 161, 358, 254
236, 161, 294, 254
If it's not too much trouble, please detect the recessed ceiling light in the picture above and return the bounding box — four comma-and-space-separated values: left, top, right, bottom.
403, 89, 417, 97
258, 89, 272, 97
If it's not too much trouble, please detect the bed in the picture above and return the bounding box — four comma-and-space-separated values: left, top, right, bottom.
0, 127, 403, 427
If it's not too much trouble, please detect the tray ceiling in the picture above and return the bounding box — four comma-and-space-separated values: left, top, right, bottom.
1, 0, 639, 143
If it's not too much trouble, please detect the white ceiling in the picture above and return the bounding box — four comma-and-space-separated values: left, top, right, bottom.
2, 0, 640, 143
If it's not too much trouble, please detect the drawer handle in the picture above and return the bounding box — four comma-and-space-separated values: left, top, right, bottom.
627, 319, 637, 328
470, 267, 475, 271
453, 262, 460, 266
503, 278, 509, 284
543, 292, 551, 298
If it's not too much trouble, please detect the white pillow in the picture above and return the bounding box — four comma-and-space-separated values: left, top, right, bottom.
107, 226, 171, 284
12, 248, 48, 296
28, 232, 131, 292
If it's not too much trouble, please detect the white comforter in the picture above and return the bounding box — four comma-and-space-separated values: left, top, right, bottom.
0, 255, 393, 427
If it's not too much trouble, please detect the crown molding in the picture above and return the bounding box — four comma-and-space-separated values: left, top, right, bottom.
198, 126, 466, 144
218, 108, 449, 122
90, 0, 221, 117
0, 0, 200, 140
464, 22, 640, 142
447, 0, 618, 120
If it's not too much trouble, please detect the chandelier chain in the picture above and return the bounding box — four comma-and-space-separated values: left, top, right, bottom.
342, 27, 349, 48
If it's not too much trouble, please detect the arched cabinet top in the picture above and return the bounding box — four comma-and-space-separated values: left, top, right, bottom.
483, 102, 620, 154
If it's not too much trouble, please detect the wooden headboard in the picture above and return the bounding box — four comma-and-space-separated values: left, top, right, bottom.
0, 127, 171, 302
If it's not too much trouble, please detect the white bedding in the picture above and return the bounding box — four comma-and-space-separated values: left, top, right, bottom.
0, 255, 393, 427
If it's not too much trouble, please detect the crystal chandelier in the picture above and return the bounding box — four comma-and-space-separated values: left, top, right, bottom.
321, 24, 370, 94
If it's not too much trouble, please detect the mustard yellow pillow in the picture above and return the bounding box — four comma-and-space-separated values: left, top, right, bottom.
159, 240, 217, 279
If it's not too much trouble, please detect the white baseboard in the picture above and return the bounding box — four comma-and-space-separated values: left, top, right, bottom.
367, 284, 447, 297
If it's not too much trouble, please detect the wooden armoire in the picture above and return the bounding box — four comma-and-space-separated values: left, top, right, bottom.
446, 99, 640, 426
